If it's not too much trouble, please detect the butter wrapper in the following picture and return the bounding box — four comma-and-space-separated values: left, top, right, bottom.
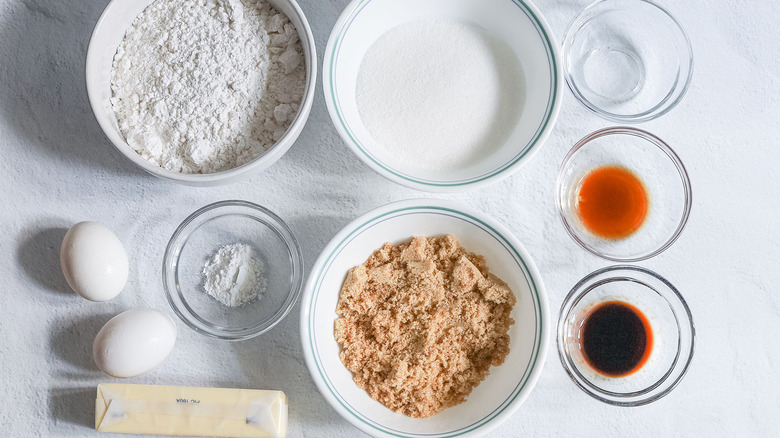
95, 383, 287, 437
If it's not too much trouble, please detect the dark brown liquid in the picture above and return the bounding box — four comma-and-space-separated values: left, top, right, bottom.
581, 301, 653, 377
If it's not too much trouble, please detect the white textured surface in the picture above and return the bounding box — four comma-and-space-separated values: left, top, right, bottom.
1, 0, 778, 436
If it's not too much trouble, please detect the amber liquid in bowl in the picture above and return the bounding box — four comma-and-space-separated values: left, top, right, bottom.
576, 165, 649, 239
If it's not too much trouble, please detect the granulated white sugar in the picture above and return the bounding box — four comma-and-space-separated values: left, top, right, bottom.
356, 20, 524, 171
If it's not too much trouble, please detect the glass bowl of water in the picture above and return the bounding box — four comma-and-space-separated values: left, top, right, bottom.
562, 0, 693, 122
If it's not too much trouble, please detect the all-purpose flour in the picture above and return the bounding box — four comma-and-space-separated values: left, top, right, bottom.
356, 20, 525, 171
110, 0, 305, 174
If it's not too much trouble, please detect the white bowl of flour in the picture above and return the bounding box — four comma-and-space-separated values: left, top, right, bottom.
87, 0, 316, 186
324, 0, 562, 192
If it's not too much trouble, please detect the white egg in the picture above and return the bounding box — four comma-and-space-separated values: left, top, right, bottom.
60, 221, 129, 302
93, 308, 178, 378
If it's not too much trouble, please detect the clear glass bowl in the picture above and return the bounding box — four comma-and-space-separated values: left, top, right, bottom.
163, 201, 304, 341
562, 0, 693, 122
557, 265, 695, 406
556, 127, 692, 262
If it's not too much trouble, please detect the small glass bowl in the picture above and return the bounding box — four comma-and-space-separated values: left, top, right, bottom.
163, 200, 304, 341
557, 265, 695, 406
562, 0, 693, 123
556, 127, 692, 262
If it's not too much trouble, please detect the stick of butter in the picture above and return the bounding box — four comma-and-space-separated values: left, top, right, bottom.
95, 383, 287, 437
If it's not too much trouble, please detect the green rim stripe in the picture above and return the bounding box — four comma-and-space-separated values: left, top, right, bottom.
307, 206, 543, 437
328, 0, 559, 187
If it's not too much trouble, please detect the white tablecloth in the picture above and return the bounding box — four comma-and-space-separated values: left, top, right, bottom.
1, 0, 778, 436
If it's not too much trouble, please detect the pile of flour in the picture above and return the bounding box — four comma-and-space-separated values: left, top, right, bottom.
110, 0, 306, 174
202, 243, 267, 307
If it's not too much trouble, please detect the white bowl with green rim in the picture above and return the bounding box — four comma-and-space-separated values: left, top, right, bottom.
300, 199, 549, 437
87, 0, 317, 186
323, 0, 562, 193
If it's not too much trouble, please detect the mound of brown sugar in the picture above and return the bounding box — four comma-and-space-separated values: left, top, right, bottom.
334, 235, 516, 418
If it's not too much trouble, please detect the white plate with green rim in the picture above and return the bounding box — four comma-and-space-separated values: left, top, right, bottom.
300, 199, 549, 437
323, 0, 562, 193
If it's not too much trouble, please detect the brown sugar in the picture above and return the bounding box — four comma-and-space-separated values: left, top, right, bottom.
334, 235, 516, 418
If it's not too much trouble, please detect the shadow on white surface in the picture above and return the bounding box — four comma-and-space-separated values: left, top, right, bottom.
49, 313, 113, 374
287, 213, 353, 274
0, 0, 144, 177
16, 226, 71, 295
48, 387, 95, 429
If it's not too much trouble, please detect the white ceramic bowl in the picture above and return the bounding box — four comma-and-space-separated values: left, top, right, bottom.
300, 199, 549, 438
324, 0, 562, 193
86, 0, 317, 186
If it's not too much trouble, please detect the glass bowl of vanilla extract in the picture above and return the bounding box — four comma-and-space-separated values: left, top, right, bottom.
557, 265, 695, 406
556, 127, 692, 262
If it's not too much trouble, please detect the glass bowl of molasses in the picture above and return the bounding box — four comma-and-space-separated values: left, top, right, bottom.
556, 127, 692, 262
557, 265, 695, 406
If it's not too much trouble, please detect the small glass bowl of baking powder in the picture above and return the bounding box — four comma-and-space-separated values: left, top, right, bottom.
163, 200, 304, 341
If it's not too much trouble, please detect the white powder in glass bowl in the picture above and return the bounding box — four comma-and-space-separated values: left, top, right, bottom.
202, 243, 267, 307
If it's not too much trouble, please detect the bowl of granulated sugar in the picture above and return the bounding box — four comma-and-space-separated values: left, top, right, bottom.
87, 0, 317, 186
324, 0, 562, 192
